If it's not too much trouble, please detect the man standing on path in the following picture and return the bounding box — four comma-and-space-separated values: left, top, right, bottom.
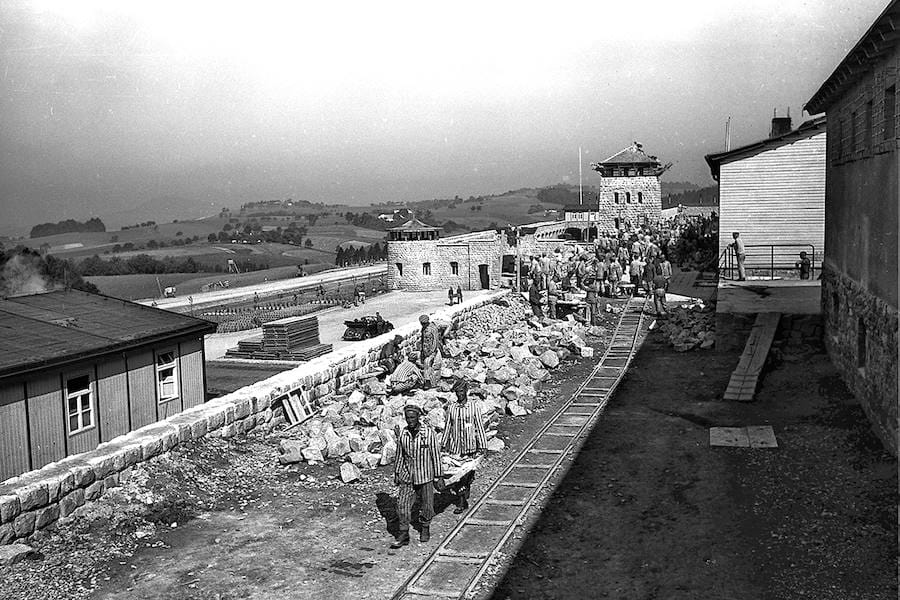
546, 275, 559, 320
456, 285, 463, 305
442, 379, 487, 514
730, 231, 747, 281
528, 279, 544, 318
391, 403, 444, 548
448, 286, 456, 306
419, 315, 443, 388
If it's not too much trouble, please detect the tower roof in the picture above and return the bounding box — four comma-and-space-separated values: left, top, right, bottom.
387, 215, 441, 232
596, 142, 661, 167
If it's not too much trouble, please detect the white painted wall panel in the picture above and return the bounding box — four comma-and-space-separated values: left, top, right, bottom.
718, 131, 826, 270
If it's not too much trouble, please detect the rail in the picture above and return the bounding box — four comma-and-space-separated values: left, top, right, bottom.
391, 295, 651, 600
720, 243, 817, 281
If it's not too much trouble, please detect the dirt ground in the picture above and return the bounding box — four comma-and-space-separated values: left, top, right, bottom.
0, 311, 621, 600
488, 325, 897, 599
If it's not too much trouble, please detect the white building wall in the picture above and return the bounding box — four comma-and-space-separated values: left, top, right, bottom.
718, 131, 826, 269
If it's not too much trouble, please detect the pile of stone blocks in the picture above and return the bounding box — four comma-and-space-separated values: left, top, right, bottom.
653, 300, 716, 352
276, 295, 592, 478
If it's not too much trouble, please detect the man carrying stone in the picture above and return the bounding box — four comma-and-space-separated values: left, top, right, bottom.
389, 351, 423, 394
442, 378, 487, 514
391, 403, 445, 548
419, 315, 443, 388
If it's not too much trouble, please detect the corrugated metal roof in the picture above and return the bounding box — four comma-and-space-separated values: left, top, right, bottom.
0, 289, 216, 380
704, 116, 827, 180
806, 0, 900, 114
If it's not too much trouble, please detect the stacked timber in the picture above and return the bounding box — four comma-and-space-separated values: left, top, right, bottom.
224, 316, 332, 361
263, 316, 321, 350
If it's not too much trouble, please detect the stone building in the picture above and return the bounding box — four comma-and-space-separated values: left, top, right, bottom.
590, 143, 669, 232
387, 217, 504, 291
805, 0, 899, 455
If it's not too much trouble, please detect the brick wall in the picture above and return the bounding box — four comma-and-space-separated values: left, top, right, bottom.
598, 176, 662, 231
822, 267, 898, 456
0, 291, 510, 544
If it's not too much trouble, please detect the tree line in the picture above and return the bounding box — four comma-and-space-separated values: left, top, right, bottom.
30, 218, 106, 239
335, 242, 387, 267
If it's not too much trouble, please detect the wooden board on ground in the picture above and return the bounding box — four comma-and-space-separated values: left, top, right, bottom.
723, 312, 780, 402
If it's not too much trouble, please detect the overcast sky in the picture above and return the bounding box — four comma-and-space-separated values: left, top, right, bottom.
0, 0, 890, 230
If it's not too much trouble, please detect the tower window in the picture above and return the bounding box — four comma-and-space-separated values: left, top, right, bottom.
450, 261, 459, 275
638, 192, 643, 204
423, 262, 431, 276
626, 192, 631, 203
864, 100, 873, 151
857, 317, 867, 372
614, 192, 620, 204
885, 85, 896, 141
396, 262, 403, 277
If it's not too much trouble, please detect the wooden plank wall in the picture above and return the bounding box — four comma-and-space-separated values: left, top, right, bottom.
126, 349, 157, 429
179, 337, 206, 410
1, 335, 209, 480
0, 383, 30, 481
718, 131, 826, 269
97, 355, 131, 442
26, 373, 66, 470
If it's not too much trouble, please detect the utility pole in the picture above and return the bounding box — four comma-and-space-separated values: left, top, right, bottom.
514, 226, 521, 293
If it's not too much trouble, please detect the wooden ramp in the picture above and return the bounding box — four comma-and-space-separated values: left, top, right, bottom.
724, 312, 781, 402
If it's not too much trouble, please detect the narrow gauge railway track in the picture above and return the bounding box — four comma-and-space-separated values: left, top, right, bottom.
391, 296, 651, 600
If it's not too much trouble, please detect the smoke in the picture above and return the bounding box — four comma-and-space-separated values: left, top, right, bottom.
0, 254, 57, 297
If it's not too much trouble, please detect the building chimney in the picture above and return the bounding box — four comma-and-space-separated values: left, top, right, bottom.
770, 107, 792, 138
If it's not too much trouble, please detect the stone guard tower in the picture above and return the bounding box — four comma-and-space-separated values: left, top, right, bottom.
592, 142, 670, 232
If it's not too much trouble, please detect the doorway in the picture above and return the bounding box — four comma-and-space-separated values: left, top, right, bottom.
478, 264, 490, 289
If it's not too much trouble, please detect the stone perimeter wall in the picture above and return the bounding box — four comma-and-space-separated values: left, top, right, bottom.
822, 267, 898, 455
0, 291, 510, 545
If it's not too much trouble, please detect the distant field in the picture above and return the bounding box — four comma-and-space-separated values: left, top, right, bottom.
86, 263, 339, 301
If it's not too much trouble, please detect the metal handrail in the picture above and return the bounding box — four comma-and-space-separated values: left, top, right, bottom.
720, 243, 817, 281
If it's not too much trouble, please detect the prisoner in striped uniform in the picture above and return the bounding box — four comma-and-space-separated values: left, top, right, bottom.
442, 378, 487, 513
389, 352, 423, 394
391, 403, 444, 548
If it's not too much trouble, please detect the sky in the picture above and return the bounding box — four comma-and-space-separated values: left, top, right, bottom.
0, 0, 891, 232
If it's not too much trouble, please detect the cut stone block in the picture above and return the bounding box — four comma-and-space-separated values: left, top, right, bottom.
747, 425, 778, 448
0, 544, 35, 565
340, 462, 361, 483
709, 427, 749, 447
486, 438, 506, 452
301, 447, 324, 463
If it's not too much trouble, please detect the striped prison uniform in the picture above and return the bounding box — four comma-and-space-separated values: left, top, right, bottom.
420, 323, 443, 387
390, 359, 422, 394
442, 400, 488, 503
395, 425, 443, 530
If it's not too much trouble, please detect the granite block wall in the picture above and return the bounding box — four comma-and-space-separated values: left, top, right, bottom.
0, 291, 510, 544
